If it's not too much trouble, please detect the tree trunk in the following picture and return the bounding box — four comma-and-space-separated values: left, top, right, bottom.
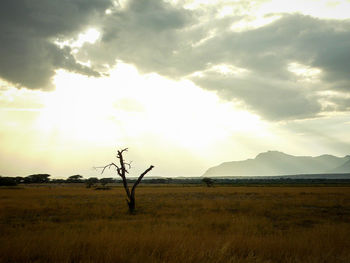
127, 195, 136, 213
99, 149, 154, 213
127, 165, 154, 213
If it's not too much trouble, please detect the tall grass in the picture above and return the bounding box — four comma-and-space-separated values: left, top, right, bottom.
1, 186, 349, 262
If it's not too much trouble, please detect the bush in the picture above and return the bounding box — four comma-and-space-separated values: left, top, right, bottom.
0, 177, 17, 186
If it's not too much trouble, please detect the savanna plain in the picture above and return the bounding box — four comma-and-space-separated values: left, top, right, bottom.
1, 185, 350, 263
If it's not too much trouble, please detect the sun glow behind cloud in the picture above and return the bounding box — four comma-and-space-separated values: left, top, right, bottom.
2, 62, 271, 177
37, 63, 265, 152
287, 62, 322, 82
54, 28, 101, 50
185, 0, 350, 34
259, 0, 350, 20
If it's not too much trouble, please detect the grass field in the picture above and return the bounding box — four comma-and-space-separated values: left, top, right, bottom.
1, 185, 350, 263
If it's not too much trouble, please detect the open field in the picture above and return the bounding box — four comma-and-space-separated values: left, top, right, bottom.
1, 185, 350, 263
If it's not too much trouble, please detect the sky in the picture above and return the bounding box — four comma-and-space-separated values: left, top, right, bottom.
1, 0, 350, 178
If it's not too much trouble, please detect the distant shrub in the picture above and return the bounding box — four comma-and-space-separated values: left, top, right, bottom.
100, 178, 115, 186
94, 186, 111, 190
202, 177, 214, 187
86, 177, 99, 188
0, 177, 18, 186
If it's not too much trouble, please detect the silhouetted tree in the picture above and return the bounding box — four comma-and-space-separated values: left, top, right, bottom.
0, 177, 17, 186
202, 177, 214, 187
14, 176, 24, 184
50, 178, 66, 184
166, 177, 173, 184
86, 177, 99, 188
24, 174, 50, 184
99, 148, 154, 213
100, 177, 115, 187
67, 175, 83, 183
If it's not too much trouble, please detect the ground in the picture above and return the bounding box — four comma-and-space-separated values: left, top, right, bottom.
1, 185, 350, 262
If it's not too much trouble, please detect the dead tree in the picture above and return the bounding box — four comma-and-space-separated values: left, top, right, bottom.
99, 148, 154, 213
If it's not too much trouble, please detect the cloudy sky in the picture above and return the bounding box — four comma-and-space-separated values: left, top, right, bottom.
1, 0, 350, 178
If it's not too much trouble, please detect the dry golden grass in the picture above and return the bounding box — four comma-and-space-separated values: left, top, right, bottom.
1, 185, 350, 263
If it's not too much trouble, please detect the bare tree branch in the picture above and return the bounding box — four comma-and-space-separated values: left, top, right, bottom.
119, 148, 128, 154
97, 148, 153, 213
124, 161, 132, 171
117, 149, 131, 198
95, 162, 119, 174
131, 165, 154, 197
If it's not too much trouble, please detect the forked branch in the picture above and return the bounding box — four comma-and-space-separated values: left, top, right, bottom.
131, 165, 154, 197
98, 148, 154, 213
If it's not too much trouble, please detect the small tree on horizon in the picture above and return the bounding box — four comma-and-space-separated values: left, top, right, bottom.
86, 177, 99, 188
24, 174, 51, 184
202, 177, 214, 187
98, 148, 154, 213
67, 175, 83, 183
100, 177, 115, 187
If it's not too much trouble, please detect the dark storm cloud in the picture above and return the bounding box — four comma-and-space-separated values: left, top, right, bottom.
0, 0, 111, 89
193, 72, 322, 120
77, 3, 350, 120
78, 0, 243, 76
2, 0, 350, 120
77, 0, 195, 74
189, 14, 350, 120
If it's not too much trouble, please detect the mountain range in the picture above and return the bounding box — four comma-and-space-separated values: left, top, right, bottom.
203, 151, 350, 177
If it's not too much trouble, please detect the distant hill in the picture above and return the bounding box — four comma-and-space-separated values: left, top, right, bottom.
330, 158, 350, 173
203, 151, 350, 177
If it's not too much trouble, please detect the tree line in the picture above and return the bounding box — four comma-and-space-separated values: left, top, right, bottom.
0, 174, 117, 187
0, 174, 209, 187
2, 174, 349, 187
